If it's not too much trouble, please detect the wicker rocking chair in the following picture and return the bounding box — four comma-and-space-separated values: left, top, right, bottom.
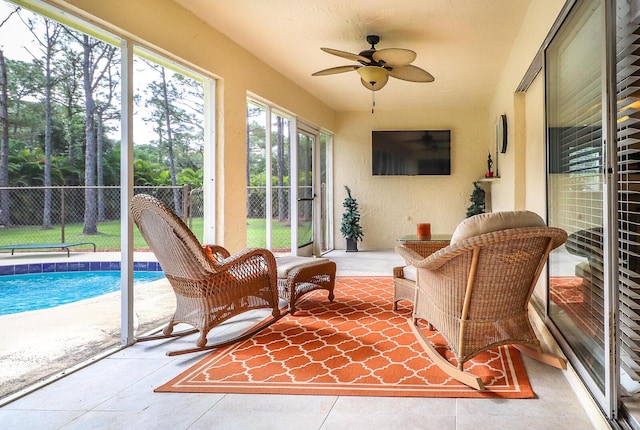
396, 211, 568, 390
130, 193, 282, 356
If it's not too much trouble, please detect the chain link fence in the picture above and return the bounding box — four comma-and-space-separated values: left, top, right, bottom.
0, 186, 203, 251
247, 185, 292, 252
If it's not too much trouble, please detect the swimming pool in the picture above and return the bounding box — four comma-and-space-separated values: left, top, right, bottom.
0, 271, 166, 315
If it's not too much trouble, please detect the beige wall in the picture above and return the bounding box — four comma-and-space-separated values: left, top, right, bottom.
488, 0, 565, 215
51, 0, 336, 253
333, 108, 488, 249
523, 74, 547, 218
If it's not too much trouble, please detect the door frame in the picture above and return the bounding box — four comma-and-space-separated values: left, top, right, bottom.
294, 122, 321, 256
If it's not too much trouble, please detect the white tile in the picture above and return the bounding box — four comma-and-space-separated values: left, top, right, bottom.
330, 396, 456, 416
0, 410, 81, 430
321, 411, 456, 430
456, 414, 595, 430
190, 394, 336, 430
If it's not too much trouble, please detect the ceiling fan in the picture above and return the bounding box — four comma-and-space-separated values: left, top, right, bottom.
312, 35, 434, 92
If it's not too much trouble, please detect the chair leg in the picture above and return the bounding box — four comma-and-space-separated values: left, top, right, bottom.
136, 326, 199, 342
136, 308, 287, 356
514, 345, 567, 370
409, 319, 485, 390
165, 309, 288, 356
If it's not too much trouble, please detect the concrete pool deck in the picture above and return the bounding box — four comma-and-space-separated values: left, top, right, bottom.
0, 250, 175, 400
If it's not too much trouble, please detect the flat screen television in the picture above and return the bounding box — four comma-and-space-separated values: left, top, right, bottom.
372, 130, 451, 176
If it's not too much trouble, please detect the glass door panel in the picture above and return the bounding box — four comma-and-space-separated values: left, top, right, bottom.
270, 114, 291, 254
546, 0, 606, 392
297, 130, 314, 254
319, 132, 332, 253
246, 102, 268, 248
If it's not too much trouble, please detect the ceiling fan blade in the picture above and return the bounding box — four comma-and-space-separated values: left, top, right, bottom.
389, 65, 435, 82
312, 65, 360, 76
372, 48, 416, 67
360, 73, 389, 91
321, 47, 371, 63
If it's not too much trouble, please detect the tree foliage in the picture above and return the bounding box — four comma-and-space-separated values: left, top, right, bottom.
0, 5, 205, 228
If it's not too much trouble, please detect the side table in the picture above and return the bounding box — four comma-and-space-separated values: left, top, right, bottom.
393, 234, 450, 310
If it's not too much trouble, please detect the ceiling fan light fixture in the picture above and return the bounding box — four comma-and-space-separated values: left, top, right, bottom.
357, 66, 388, 88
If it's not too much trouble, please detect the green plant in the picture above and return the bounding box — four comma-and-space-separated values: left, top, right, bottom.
466, 181, 486, 217
340, 185, 364, 241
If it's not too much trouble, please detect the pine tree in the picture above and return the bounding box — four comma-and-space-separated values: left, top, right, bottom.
466, 181, 486, 217
340, 185, 364, 241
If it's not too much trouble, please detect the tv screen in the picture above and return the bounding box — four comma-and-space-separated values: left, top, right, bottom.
372, 130, 451, 176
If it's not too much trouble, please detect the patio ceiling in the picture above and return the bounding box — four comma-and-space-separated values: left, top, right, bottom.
172, 0, 533, 112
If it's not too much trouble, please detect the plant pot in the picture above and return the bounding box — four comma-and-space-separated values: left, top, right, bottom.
346, 238, 358, 252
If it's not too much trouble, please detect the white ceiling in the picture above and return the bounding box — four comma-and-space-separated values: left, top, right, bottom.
172, 0, 533, 112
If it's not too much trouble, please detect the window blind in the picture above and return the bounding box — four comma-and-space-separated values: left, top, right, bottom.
617, 0, 640, 383
546, 0, 606, 386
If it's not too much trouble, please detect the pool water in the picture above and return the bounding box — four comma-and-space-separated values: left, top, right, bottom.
0, 271, 166, 315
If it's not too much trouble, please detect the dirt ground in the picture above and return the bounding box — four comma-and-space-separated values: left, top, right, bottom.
0, 278, 174, 400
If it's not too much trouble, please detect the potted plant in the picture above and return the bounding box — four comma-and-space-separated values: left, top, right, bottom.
340, 185, 364, 252
466, 181, 486, 217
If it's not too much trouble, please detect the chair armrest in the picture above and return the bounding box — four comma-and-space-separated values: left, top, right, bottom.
203, 244, 231, 260
217, 248, 278, 281
395, 245, 424, 266
393, 266, 405, 278
396, 244, 457, 271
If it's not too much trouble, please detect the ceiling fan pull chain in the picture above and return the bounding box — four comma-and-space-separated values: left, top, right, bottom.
371, 91, 375, 114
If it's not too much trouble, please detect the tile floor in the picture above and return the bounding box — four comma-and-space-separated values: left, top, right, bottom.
0, 250, 600, 429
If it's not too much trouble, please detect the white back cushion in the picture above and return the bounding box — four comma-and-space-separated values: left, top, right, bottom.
450, 210, 545, 244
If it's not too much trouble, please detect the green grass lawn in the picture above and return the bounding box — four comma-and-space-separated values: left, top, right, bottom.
0, 218, 204, 251
0, 218, 295, 252
246, 218, 293, 249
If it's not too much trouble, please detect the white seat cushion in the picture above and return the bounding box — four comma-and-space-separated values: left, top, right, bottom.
450, 210, 545, 244
402, 265, 417, 282
276, 256, 329, 278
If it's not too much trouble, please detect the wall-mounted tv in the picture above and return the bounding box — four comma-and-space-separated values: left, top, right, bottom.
372, 130, 451, 176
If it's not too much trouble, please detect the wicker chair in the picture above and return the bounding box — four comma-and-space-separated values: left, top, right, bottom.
130, 194, 281, 356
396, 211, 568, 390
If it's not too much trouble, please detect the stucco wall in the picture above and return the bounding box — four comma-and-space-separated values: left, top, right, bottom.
488, 0, 566, 214
333, 108, 488, 250
524, 74, 547, 218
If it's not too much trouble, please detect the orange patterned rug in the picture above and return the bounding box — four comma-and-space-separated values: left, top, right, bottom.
155, 277, 534, 398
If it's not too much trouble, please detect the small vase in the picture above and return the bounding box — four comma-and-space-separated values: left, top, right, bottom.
416, 223, 431, 240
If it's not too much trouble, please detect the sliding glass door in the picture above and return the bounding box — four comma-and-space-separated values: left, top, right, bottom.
246, 100, 332, 256
545, 0, 634, 421
546, 0, 613, 409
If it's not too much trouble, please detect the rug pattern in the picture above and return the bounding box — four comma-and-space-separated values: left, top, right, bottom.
549, 275, 600, 339
156, 277, 534, 398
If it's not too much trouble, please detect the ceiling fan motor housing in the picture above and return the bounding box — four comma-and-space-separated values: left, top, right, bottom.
359, 35, 383, 65
366, 34, 380, 46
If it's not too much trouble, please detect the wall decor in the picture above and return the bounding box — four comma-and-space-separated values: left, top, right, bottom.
497, 114, 508, 153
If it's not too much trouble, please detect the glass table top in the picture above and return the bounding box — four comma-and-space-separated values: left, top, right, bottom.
397, 234, 452, 242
